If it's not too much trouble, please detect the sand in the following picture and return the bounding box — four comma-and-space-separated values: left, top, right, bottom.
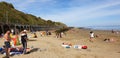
0, 28, 120, 58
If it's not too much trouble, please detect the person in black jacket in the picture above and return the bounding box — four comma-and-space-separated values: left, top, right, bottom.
21, 30, 28, 54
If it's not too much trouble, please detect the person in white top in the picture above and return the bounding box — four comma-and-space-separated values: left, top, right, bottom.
90, 31, 94, 42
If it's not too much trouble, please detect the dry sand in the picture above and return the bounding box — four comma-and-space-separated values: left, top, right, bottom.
0, 28, 120, 58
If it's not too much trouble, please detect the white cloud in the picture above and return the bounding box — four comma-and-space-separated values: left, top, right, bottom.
37, 0, 55, 3
1, 0, 120, 26
1, 0, 56, 11
40, 0, 120, 23
14, 0, 36, 10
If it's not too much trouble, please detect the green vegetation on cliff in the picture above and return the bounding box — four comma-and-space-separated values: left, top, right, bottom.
0, 1, 67, 27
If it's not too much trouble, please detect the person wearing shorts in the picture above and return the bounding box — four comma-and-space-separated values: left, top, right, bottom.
4, 31, 11, 58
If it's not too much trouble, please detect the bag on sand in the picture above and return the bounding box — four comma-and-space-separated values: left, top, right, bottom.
82, 45, 87, 49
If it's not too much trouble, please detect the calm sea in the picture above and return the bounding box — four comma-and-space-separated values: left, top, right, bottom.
87, 26, 120, 31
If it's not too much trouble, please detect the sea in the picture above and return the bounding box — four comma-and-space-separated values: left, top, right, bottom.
86, 25, 120, 31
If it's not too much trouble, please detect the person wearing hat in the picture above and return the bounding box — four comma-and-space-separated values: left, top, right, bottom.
20, 30, 28, 54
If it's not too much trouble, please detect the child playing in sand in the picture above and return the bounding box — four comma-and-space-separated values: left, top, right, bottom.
90, 31, 94, 42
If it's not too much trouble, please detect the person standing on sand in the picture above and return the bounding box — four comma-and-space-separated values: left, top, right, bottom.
90, 31, 94, 42
21, 30, 28, 54
3, 31, 11, 58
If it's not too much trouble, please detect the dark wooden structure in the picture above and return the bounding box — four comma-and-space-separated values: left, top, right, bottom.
0, 22, 58, 35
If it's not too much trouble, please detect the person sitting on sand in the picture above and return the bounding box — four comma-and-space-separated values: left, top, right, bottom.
33, 33, 37, 38
40, 31, 46, 36
90, 31, 94, 42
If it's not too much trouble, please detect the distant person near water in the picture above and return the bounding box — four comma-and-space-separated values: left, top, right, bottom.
90, 31, 94, 42
3, 30, 11, 58
112, 29, 115, 33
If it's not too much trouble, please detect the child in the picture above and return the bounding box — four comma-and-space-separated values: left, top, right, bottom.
90, 31, 94, 42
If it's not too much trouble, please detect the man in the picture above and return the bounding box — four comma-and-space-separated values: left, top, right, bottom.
21, 30, 28, 54
4, 31, 11, 58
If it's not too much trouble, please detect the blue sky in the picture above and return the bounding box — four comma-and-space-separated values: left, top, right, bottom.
1, 0, 120, 27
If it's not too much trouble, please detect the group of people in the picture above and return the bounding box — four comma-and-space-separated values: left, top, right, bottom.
89, 30, 117, 43
40, 31, 51, 36
3, 30, 28, 58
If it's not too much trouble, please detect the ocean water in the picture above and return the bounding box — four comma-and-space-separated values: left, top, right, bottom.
87, 26, 120, 31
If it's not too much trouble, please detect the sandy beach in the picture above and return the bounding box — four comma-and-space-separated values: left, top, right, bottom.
0, 28, 120, 58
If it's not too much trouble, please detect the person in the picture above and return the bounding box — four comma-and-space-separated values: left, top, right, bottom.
11, 29, 14, 35
3, 31, 11, 58
61, 42, 72, 48
20, 30, 28, 54
104, 38, 115, 42
32, 33, 37, 38
90, 31, 94, 42
112, 29, 115, 33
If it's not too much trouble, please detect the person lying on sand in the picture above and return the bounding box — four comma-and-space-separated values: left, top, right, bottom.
61, 42, 72, 48
62, 42, 72, 46
104, 38, 115, 42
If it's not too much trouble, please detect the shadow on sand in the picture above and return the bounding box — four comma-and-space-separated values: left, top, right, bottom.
26, 48, 39, 54
2, 48, 46, 58
28, 39, 37, 41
